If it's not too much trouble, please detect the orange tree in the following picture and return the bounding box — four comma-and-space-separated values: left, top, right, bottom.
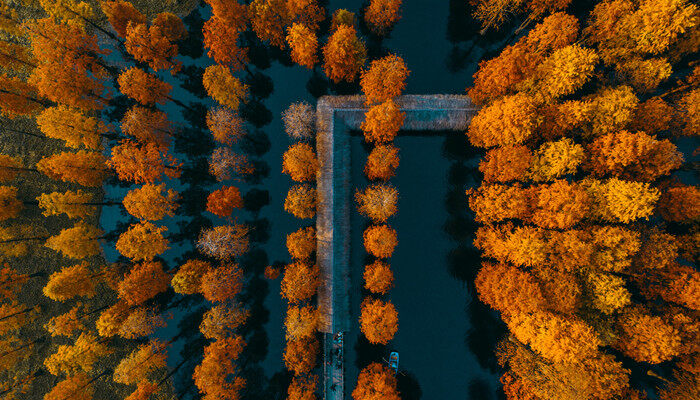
322, 25, 366, 83
282, 142, 319, 182
363, 224, 397, 258
359, 297, 398, 344
352, 362, 400, 400
361, 100, 405, 144
364, 0, 402, 36
206, 186, 244, 218
286, 23, 318, 69
360, 54, 409, 104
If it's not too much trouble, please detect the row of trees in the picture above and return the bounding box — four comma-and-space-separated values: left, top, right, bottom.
281, 100, 321, 400
466, 2, 699, 399
350, 53, 409, 400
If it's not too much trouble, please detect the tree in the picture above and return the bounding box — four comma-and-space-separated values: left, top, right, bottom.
352, 362, 400, 400
361, 100, 405, 144
209, 147, 253, 181
360, 298, 398, 344
355, 184, 398, 223
285, 304, 318, 339
171, 259, 211, 295
200, 264, 244, 302
616, 57, 672, 92
0, 302, 31, 336
107, 140, 182, 183
281, 261, 320, 303
153, 12, 187, 42
0, 186, 21, 221
288, 375, 318, 400
96, 301, 129, 337
113, 340, 167, 385
365, 144, 399, 180
125, 383, 159, 400
364, 0, 402, 35
0, 155, 23, 183
44, 332, 112, 375
37, 150, 108, 187
43, 373, 93, 400
122, 106, 174, 149
248, 0, 289, 49
528, 138, 584, 182
206, 186, 244, 218
45, 306, 85, 338
528, 180, 589, 229
678, 88, 699, 136
37, 190, 97, 220
587, 130, 683, 181
331, 9, 356, 30
584, 178, 659, 223
207, 107, 246, 145
203, 11, 248, 70
360, 54, 409, 104
200, 303, 250, 340
0, 73, 44, 118
283, 142, 318, 182
286, 226, 315, 260
125, 22, 181, 73
658, 185, 700, 223
616, 309, 681, 364
363, 260, 393, 294
522, 44, 599, 103
36, 105, 107, 149
115, 222, 169, 261
475, 262, 545, 317
123, 183, 179, 221
0, 264, 28, 300
479, 145, 532, 183
630, 96, 674, 133
118, 67, 172, 106
117, 261, 170, 306
467, 12, 579, 105
101, 0, 146, 38
197, 224, 250, 260
467, 93, 538, 148
43, 262, 95, 301
193, 336, 246, 400
0, 41, 34, 73
363, 225, 397, 258
585, 272, 631, 314
283, 101, 315, 139
582, 86, 638, 136
26, 18, 109, 111
323, 25, 367, 83
507, 310, 600, 363
284, 337, 319, 375
286, 0, 325, 30
45, 221, 103, 259
203, 65, 248, 109
536, 270, 582, 314
467, 184, 529, 224
285, 184, 316, 219
287, 23, 318, 69
118, 307, 166, 339
588, 225, 641, 272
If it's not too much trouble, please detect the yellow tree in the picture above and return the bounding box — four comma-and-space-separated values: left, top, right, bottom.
43, 373, 93, 400
364, 0, 402, 35
286, 23, 318, 69
285, 304, 318, 339
113, 340, 168, 385
171, 259, 211, 295
200, 303, 250, 340
36, 150, 109, 187
43, 262, 95, 301
479, 145, 532, 183
36, 105, 108, 149
322, 25, 367, 83
122, 183, 179, 221
0, 186, 21, 221
360, 54, 409, 105
528, 138, 584, 182
615, 309, 681, 364
282, 142, 318, 182
115, 222, 169, 261
44, 332, 112, 375
37, 190, 97, 220
359, 298, 398, 344
584, 178, 659, 223
249, 0, 289, 49
467, 93, 538, 148
361, 100, 405, 144
45, 221, 103, 259
475, 262, 545, 317
203, 65, 248, 109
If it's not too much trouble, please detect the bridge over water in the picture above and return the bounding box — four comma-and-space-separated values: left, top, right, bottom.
315, 95, 478, 400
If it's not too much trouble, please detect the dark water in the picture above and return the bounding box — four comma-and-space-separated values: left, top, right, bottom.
98, 0, 512, 397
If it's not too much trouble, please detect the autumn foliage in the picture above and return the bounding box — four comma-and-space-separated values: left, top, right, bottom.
363, 224, 398, 258
206, 186, 244, 218
364, 0, 402, 36
322, 25, 367, 83
359, 298, 398, 344
361, 100, 405, 144
353, 362, 400, 400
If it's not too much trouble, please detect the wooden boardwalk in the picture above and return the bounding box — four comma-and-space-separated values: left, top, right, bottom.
315, 95, 478, 399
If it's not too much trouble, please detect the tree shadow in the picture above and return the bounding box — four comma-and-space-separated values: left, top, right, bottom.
240, 99, 273, 128
243, 188, 271, 214
306, 68, 329, 98
353, 334, 385, 368
179, 65, 207, 98
397, 370, 423, 400
179, 7, 205, 59
246, 70, 275, 100
241, 129, 272, 157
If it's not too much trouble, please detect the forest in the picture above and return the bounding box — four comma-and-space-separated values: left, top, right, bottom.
0, 0, 697, 399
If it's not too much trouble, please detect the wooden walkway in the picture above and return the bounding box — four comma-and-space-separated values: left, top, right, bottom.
315, 95, 478, 399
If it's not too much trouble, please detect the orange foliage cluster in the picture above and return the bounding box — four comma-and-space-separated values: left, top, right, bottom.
466, 4, 700, 399
206, 185, 244, 218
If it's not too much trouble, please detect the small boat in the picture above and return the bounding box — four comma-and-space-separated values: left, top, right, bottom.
389, 352, 399, 374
